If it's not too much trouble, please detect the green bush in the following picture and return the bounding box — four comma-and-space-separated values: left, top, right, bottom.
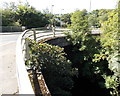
26, 39, 76, 96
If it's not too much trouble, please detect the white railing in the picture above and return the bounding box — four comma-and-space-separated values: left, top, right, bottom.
16, 28, 66, 94
16, 29, 34, 94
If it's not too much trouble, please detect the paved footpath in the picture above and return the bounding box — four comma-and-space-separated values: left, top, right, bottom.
0, 41, 18, 95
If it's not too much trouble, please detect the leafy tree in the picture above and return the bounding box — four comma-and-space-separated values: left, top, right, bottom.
64, 28, 111, 88
1, 2, 51, 28
88, 9, 101, 28
60, 13, 72, 27
2, 9, 17, 26
2, 2, 17, 11
42, 8, 53, 24
42, 8, 60, 27
15, 5, 49, 28
97, 8, 120, 96
98, 9, 112, 24
26, 39, 76, 96
70, 9, 90, 32
88, 9, 112, 28
64, 9, 116, 96
1, 2, 19, 26
42, 8, 50, 14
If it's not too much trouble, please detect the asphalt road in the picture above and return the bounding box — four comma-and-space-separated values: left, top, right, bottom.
0, 32, 21, 95
0, 32, 21, 46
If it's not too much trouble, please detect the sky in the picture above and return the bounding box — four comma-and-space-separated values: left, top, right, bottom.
0, 0, 118, 14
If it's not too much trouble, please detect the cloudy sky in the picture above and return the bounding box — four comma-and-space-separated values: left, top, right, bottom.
0, 0, 118, 14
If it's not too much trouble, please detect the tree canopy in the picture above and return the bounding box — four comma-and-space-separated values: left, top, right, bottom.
98, 8, 119, 96
1, 2, 49, 28
70, 9, 89, 32
65, 6, 119, 95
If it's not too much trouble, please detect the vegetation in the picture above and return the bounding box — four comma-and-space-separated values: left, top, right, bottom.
26, 39, 77, 96
1, 2, 49, 28
97, 8, 120, 96
60, 13, 72, 27
88, 9, 100, 28
3, 1, 119, 96
15, 5, 49, 28
24, 3, 119, 96
1, 2, 18, 26
64, 3, 119, 95
70, 9, 89, 32
64, 9, 110, 95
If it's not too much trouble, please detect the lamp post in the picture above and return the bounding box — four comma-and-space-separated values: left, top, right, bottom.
51, 5, 55, 37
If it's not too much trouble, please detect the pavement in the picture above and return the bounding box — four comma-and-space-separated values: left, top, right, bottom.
0, 33, 19, 95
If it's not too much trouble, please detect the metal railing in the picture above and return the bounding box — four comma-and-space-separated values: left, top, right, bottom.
16, 28, 66, 94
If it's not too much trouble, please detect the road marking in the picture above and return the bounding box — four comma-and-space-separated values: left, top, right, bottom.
0, 41, 16, 47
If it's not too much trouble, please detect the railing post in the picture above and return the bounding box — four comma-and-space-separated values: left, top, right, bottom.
25, 39, 30, 60
52, 26, 55, 37
33, 29, 36, 41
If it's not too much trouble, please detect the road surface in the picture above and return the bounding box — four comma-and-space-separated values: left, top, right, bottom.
0, 32, 21, 95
